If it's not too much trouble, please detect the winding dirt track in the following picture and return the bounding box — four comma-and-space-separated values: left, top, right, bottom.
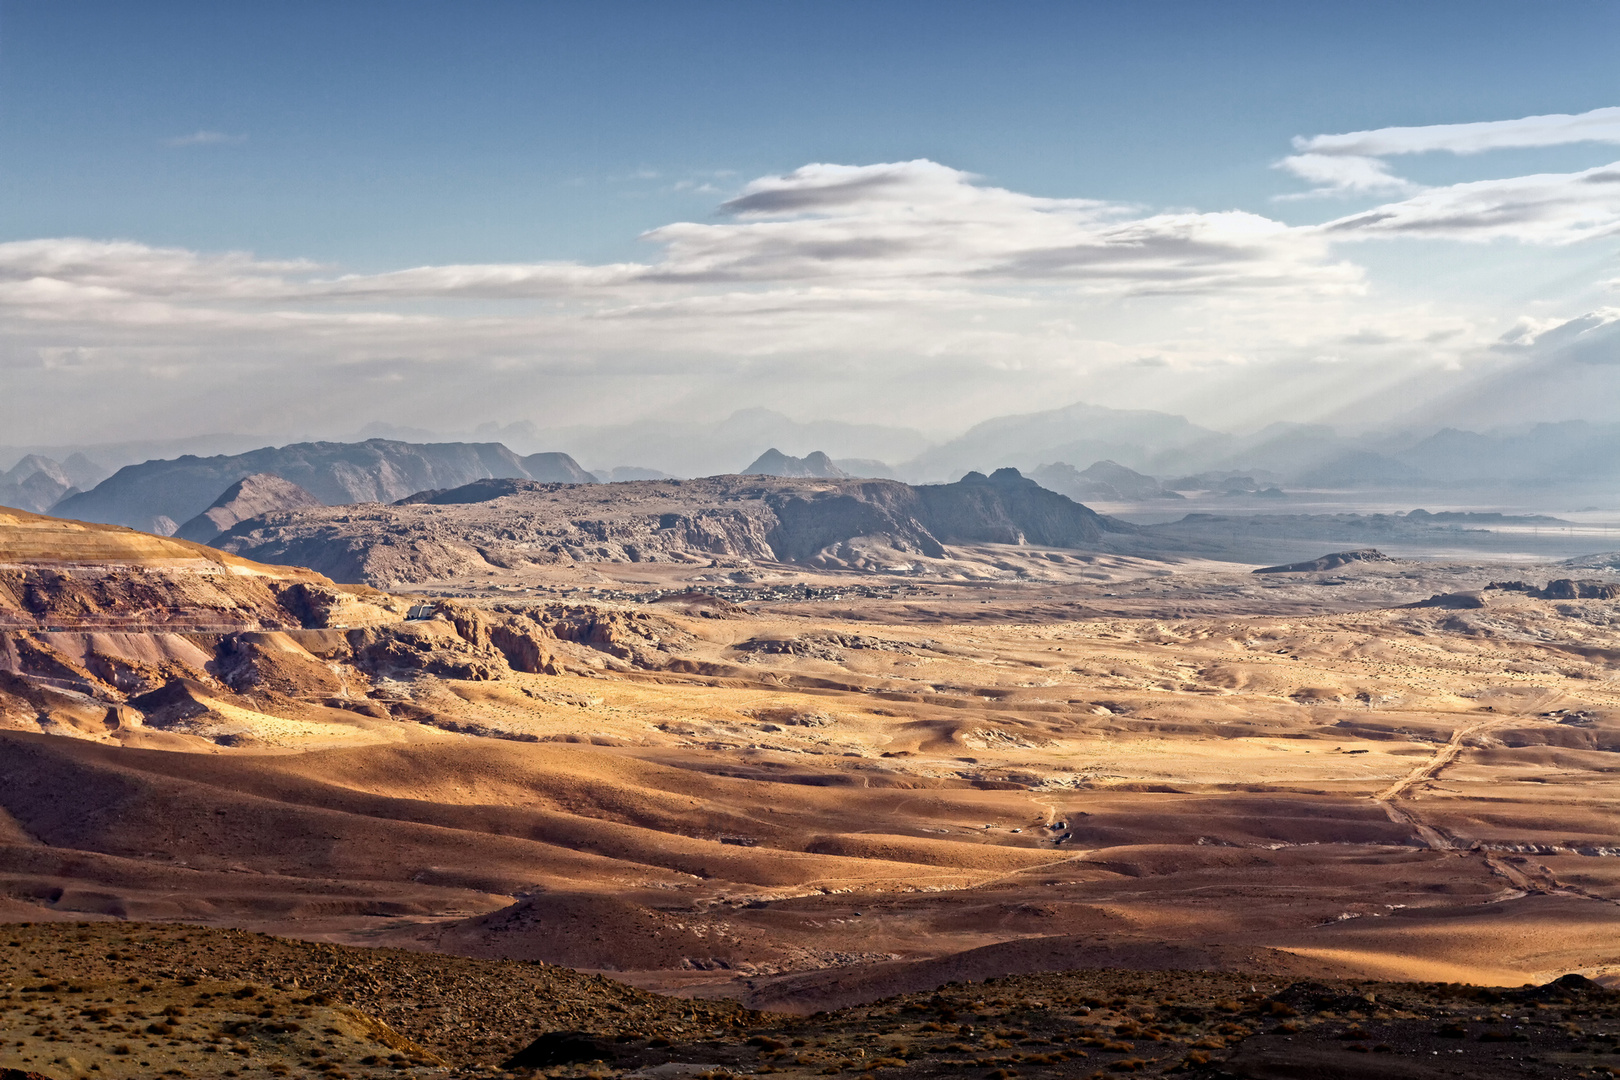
1372, 715, 1512, 805
1370, 716, 1511, 850
1370, 714, 1620, 908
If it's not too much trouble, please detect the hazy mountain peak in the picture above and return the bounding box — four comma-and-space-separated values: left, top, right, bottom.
742, 448, 850, 478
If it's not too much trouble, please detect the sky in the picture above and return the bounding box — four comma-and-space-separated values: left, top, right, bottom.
3, 0, 1620, 448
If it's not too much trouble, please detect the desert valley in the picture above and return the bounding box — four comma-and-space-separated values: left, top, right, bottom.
2, 445, 1619, 1079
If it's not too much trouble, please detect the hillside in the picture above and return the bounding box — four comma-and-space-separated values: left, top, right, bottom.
174, 472, 323, 543
0, 505, 365, 632
51, 439, 597, 533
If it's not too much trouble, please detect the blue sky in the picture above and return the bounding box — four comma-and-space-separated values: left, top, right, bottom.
3, 1, 1620, 445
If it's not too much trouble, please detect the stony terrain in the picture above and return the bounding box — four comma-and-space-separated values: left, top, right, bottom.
0, 920, 747, 1078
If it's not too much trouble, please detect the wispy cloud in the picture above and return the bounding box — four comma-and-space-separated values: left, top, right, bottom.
1296, 106, 1620, 158
1279, 105, 1620, 199
162, 130, 247, 148
1273, 153, 1417, 200
1320, 161, 1620, 243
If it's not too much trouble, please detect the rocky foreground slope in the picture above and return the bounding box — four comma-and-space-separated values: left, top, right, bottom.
2, 922, 1613, 1079
211, 468, 1125, 585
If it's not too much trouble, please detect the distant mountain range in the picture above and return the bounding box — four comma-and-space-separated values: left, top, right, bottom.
21, 405, 1620, 535
1031, 460, 1184, 502
0, 452, 107, 513
740, 448, 899, 479
744, 448, 849, 478
525, 408, 935, 480
50, 439, 596, 533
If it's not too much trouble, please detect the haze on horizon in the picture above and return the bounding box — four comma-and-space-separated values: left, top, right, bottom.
3, 1, 1620, 451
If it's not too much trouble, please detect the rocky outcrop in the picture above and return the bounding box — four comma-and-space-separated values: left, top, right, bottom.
52, 438, 597, 530
916, 468, 1112, 547
1406, 591, 1488, 609
1253, 549, 1395, 574
346, 617, 508, 682
0, 509, 705, 739
1486, 578, 1620, 600
763, 482, 943, 562
213, 470, 1125, 585
175, 473, 322, 543
0, 508, 407, 733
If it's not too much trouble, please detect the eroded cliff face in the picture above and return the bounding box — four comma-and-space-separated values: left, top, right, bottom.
0, 511, 689, 744
1, 596, 688, 745
212, 470, 1122, 585
0, 507, 340, 632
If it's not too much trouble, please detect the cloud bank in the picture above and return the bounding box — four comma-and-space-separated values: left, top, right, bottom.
6, 110, 1620, 444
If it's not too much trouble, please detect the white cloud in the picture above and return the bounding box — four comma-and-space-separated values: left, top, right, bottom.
1296, 105, 1620, 158
251, 162, 1356, 299
718, 161, 1037, 216
315, 261, 645, 298
0, 239, 313, 298
1320, 161, 1620, 243
644, 162, 1353, 295
1280, 105, 1620, 198
1274, 153, 1418, 199
162, 130, 247, 147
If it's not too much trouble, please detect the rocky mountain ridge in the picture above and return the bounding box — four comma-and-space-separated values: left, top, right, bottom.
213, 468, 1126, 585
52, 439, 598, 534
0, 507, 652, 742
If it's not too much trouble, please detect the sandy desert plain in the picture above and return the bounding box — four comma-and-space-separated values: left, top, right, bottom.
2, 496, 1620, 1079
